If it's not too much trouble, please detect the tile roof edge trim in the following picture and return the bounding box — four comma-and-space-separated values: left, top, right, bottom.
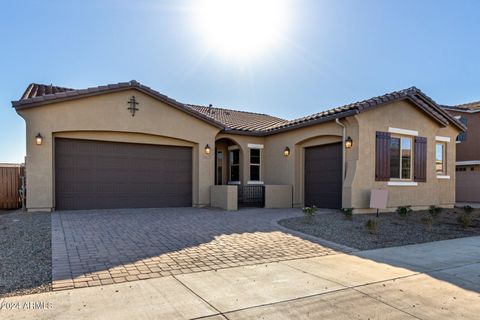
12, 81, 465, 133
12, 84, 225, 130
222, 109, 360, 136
442, 105, 480, 114
411, 93, 466, 131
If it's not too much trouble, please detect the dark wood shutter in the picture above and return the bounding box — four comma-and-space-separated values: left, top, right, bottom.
414, 136, 427, 182
375, 131, 391, 181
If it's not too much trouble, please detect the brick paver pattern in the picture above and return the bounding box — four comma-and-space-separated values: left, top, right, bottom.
51, 208, 337, 290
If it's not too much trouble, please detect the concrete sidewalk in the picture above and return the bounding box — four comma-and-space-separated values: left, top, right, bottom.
1, 237, 479, 320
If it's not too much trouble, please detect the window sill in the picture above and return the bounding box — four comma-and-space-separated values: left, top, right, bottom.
247, 181, 264, 185
387, 181, 418, 187
228, 181, 241, 185
437, 175, 450, 180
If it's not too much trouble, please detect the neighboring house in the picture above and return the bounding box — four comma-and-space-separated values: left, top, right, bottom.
443, 102, 480, 203
12, 81, 464, 213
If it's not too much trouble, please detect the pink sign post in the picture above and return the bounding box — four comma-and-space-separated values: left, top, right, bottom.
370, 189, 388, 217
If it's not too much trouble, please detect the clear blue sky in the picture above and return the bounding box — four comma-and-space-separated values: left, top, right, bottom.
1, 0, 479, 163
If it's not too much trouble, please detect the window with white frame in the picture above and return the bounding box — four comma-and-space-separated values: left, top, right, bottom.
436, 142, 446, 174
249, 148, 261, 181
389, 136, 413, 180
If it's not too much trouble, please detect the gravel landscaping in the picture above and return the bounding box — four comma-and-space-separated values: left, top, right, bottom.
279, 207, 480, 250
0, 210, 51, 297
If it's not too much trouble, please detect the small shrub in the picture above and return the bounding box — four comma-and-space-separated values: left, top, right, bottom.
396, 206, 413, 218
365, 219, 378, 234
421, 215, 433, 231
457, 214, 472, 228
342, 208, 353, 220
303, 206, 317, 216
303, 206, 317, 223
428, 205, 443, 219
462, 205, 474, 215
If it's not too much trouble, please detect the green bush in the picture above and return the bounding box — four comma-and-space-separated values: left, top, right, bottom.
365, 219, 378, 234
457, 214, 472, 228
342, 208, 353, 220
462, 205, 474, 215
303, 206, 317, 216
302, 206, 317, 223
428, 205, 443, 219
396, 205, 413, 218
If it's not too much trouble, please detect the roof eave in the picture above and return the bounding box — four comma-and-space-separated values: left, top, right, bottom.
407, 94, 466, 131
262, 109, 360, 135
12, 83, 225, 130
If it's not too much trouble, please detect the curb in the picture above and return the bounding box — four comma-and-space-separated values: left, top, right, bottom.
271, 218, 359, 253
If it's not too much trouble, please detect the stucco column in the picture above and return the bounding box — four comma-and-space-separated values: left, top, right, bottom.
26, 127, 54, 212
196, 140, 215, 207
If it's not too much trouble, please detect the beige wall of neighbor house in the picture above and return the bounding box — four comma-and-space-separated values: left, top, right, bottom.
351, 100, 459, 213
445, 109, 480, 162
17, 89, 221, 211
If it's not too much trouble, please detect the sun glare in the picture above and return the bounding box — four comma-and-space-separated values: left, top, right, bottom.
193, 0, 290, 59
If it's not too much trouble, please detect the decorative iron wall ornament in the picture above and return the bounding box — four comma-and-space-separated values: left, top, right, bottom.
127, 96, 139, 117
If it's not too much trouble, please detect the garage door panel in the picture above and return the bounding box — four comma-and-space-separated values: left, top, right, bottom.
304, 143, 342, 209
55, 138, 192, 210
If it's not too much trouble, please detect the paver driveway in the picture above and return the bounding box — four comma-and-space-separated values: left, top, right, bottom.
52, 208, 339, 290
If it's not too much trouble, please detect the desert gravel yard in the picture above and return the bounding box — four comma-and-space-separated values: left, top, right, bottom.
279, 208, 480, 250
0, 210, 51, 297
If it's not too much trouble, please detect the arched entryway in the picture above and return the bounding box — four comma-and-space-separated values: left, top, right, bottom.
214, 137, 243, 186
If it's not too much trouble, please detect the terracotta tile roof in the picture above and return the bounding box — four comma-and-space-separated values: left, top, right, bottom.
186, 104, 288, 132
443, 100, 480, 112
265, 87, 465, 133
12, 80, 225, 129
12, 81, 465, 135
21, 83, 75, 100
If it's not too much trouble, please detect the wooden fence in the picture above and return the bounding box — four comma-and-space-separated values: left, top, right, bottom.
0, 164, 24, 209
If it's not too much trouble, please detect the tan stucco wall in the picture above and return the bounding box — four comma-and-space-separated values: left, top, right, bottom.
210, 185, 238, 210
351, 100, 459, 212
264, 121, 344, 207
264, 185, 293, 208
261, 100, 458, 211
17, 89, 221, 211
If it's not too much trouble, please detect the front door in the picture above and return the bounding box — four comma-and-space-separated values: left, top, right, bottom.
215, 150, 223, 185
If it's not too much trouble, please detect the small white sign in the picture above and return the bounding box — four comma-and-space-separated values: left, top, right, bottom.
370, 189, 388, 209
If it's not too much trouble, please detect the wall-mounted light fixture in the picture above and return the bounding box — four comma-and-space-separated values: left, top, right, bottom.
204, 144, 211, 155
283, 146, 290, 157
35, 133, 43, 145
345, 136, 353, 149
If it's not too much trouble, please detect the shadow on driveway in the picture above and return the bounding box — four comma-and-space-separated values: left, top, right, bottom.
51, 207, 338, 290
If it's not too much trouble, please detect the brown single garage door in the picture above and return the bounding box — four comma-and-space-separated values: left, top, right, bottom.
304, 143, 342, 209
55, 138, 192, 210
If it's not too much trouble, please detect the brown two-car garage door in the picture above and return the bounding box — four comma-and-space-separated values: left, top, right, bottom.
304, 143, 342, 209
55, 138, 192, 210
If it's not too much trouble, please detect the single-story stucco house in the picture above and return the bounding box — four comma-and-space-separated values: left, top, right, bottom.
12, 81, 465, 213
